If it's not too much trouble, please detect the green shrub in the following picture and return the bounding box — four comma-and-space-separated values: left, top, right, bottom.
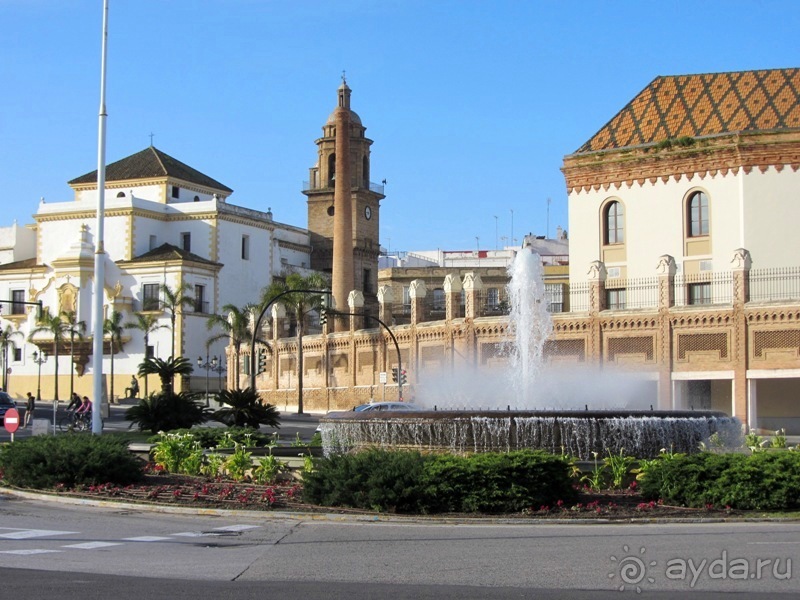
212, 388, 281, 429
302, 449, 577, 514
0, 435, 144, 489
149, 427, 274, 449
639, 451, 800, 510
125, 392, 212, 434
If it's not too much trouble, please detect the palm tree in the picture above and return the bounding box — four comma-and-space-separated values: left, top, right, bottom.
205, 303, 257, 389
159, 282, 195, 360
61, 310, 86, 403
213, 388, 281, 428
0, 324, 23, 392
137, 356, 194, 395
104, 310, 125, 403
124, 312, 169, 397
261, 272, 328, 414
28, 308, 72, 401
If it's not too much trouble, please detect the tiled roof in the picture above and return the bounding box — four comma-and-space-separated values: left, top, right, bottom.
119, 243, 221, 267
576, 68, 800, 153
68, 147, 233, 193
0, 258, 39, 271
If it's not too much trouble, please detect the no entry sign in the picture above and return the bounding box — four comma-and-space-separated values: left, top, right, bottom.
3, 407, 20, 433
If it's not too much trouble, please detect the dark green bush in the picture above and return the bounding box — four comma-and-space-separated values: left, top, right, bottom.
303, 449, 577, 514
213, 388, 281, 429
125, 392, 212, 434
0, 435, 144, 489
639, 451, 800, 510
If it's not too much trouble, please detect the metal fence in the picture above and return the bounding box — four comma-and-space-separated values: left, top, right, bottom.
749, 267, 800, 302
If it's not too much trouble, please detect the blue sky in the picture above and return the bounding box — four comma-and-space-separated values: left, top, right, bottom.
1, 0, 798, 253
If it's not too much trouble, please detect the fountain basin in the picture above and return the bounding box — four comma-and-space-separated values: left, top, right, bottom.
319, 409, 742, 460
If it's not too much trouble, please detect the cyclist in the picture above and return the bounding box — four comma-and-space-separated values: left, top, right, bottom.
75, 395, 93, 426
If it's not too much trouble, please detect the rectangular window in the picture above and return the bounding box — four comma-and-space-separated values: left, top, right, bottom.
688, 282, 712, 305
363, 269, 372, 295
172, 185, 180, 199
142, 283, 160, 311
149, 235, 158, 251
487, 287, 499, 307
241, 235, 250, 260
13, 347, 22, 362
545, 283, 564, 313
11, 289, 25, 315
606, 288, 626, 310
145, 344, 155, 359
194, 284, 207, 313
180, 232, 191, 252
402, 285, 411, 315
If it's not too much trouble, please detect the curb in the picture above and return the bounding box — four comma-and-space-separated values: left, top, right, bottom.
2, 487, 799, 525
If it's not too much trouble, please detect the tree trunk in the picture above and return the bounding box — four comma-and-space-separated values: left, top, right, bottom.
296, 313, 304, 414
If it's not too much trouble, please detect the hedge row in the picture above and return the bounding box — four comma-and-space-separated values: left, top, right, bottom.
0, 435, 144, 489
639, 451, 800, 510
302, 449, 577, 514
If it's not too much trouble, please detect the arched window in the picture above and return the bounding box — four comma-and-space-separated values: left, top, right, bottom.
687, 191, 709, 237
327, 153, 336, 187
604, 201, 624, 245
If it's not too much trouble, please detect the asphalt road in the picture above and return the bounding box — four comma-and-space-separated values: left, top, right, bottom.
0, 496, 798, 599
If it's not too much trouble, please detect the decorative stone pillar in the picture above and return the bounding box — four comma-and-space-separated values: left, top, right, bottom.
270, 303, 286, 389
731, 248, 752, 307
656, 254, 677, 310
348, 290, 365, 332
377, 285, 393, 326
656, 255, 677, 410
409, 279, 427, 325
587, 260, 607, 314
731, 248, 752, 426
463, 272, 483, 319
443, 274, 462, 321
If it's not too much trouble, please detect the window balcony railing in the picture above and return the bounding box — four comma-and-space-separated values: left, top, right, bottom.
302, 179, 385, 195
194, 300, 209, 314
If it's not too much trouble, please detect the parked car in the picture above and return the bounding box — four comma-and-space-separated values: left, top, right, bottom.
0, 391, 18, 424
316, 402, 423, 432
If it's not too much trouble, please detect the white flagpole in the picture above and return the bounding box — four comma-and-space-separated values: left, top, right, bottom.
92, 0, 109, 434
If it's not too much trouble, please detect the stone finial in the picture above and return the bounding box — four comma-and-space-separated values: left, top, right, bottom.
731, 248, 752, 270
656, 254, 677, 276
270, 303, 286, 319
587, 260, 607, 281
462, 272, 483, 292
443, 273, 462, 294
409, 279, 427, 299
348, 290, 365, 310
377, 285, 394, 305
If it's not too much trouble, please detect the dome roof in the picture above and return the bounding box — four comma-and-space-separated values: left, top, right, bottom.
326, 108, 362, 125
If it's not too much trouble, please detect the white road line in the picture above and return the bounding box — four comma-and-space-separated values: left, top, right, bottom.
122, 536, 172, 542
62, 542, 123, 550
213, 525, 261, 532
748, 541, 800, 545
171, 532, 209, 537
0, 529, 78, 540
0, 549, 62, 555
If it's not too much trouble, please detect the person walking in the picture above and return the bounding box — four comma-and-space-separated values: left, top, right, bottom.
23, 391, 35, 427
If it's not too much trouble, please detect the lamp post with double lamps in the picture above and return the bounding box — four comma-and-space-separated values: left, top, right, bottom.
197, 354, 217, 407
31, 350, 51, 432
210, 357, 226, 397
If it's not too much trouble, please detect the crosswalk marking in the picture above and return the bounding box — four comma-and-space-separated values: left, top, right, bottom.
0, 549, 62, 555
0, 529, 78, 540
62, 541, 122, 549
213, 525, 261, 532
122, 536, 172, 542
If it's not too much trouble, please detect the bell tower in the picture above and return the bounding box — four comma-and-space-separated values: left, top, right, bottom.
303, 78, 385, 323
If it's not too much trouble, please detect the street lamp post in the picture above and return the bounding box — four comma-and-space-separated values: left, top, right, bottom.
32, 350, 49, 432
197, 354, 217, 407
211, 357, 226, 396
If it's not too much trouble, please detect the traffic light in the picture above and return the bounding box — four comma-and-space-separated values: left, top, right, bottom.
319, 290, 330, 326
257, 349, 267, 374
391, 367, 399, 383
399, 369, 407, 386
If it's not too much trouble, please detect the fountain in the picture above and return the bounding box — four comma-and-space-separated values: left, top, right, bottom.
320, 249, 742, 459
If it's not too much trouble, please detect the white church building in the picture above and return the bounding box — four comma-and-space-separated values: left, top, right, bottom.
0, 146, 311, 402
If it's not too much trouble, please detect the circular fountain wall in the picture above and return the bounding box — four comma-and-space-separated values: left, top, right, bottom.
319, 409, 742, 459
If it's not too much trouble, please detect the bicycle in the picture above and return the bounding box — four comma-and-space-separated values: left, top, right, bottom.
58, 409, 91, 432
